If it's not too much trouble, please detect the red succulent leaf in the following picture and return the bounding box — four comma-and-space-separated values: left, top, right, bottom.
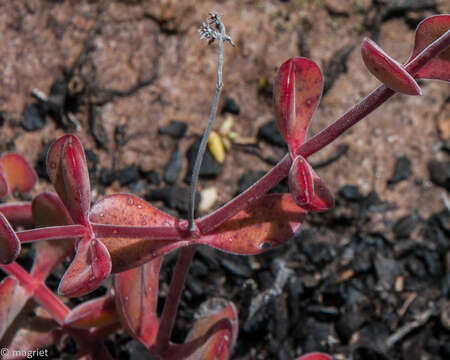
297, 353, 333, 360
1, 305, 60, 359
0, 277, 30, 339
175, 299, 238, 360
65, 296, 118, 329
0, 153, 37, 195
361, 38, 421, 95
114, 259, 161, 346
58, 235, 111, 297
31, 192, 75, 281
90, 194, 183, 273
0, 213, 20, 264
200, 194, 306, 254
32, 191, 74, 227
289, 155, 334, 212
0, 171, 8, 198
274, 57, 323, 154
408, 14, 450, 81
46, 135, 91, 225
0, 202, 33, 227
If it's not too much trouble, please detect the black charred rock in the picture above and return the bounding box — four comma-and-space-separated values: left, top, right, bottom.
221, 97, 240, 115
35, 142, 52, 181
301, 241, 336, 266
392, 213, 419, 239
118, 165, 139, 187
406, 256, 427, 278
388, 156, 412, 186
375, 254, 402, 289
338, 185, 365, 202
142, 169, 161, 186
257, 121, 286, 148
428, 159, 450, 191
164, 144, 182, 184
84, 149, 98, 177
219, 257, 252, 278
121, 339, 151, 360
114, 125, 128, 146
146, 185, 199, 214
99, 167, 116, 187
237, 171, 266, 194
22, 103, 46, 131
443, 273, 450, 299
0, 112, 6, 126
89, 106, 109, 148
185, 274, 205, 299
336, 310, 365, 344
185, 140, 223, 182
158, 120, 188, 139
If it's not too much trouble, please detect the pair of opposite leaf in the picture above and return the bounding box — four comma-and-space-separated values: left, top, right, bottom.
0, 192, 239, 359
275, 15, 450, 212
362, 14, 450, 93
0, 153, 37, 263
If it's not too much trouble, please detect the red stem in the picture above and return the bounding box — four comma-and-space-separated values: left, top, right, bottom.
154, 245, 198, 352
0, 202, 33, 226
196, 28, 450, 235
1, 262, 69, 324
17, 224, 86, 243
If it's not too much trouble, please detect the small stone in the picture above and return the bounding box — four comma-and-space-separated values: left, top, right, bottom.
185, 139, 223, 182
428, 160, 450, 191
442, 273, 450, 299
255, 270, 274, 290
199, 187, 218, 212
392, 213, 419, 239
301, 241, 336, 266
118, 165, 139, 186
419, 250, 442, 277
158, 120, 188, 139
375, 254, 401, 289
237, 171, 266, 194
219, 257, 252, 278
114, 125, 128, 146
84, 149, 98, 177
89, 106, 109, 148
185, 274, 205, 299
99, 168, 116, 187
221, 97, 240, 115
21, 103, 45, 131
35, 143, 52, 180
257, 121, 286, 148
338, 185, 365, 202
335, 311, 365, 343
164, 144, 182, 184
388, 156, 412, 186
307, 305, 339, 321
123, 339, 151, 360
142, 169, 161, 186
0, 112, 6, 126
190, 260, 209, 278
406, 256, 427, 278
146, 186, 199, 214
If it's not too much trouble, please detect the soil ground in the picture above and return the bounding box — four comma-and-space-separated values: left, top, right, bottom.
0, 1, 449, 359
